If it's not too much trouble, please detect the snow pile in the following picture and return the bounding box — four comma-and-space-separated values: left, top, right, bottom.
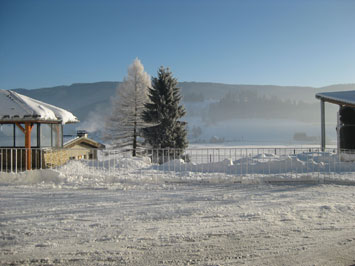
0, 90, 78, 124
158, 158, 234, 173
156, 152, 333, 176
2, 151, 355, 188
102, 156, 151, 169
0, 169, 63, 186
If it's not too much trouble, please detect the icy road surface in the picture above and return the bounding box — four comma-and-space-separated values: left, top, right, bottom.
1, 183, 355, 265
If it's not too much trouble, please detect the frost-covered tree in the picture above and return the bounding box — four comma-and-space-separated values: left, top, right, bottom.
142, 66, 188, 153
104, 58, 151, 156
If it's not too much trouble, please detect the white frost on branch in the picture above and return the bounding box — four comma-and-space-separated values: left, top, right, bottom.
104, 58, 151, 155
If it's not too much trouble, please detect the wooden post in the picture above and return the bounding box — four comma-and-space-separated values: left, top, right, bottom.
56, 124, 60, 147
25, 123, 33, 170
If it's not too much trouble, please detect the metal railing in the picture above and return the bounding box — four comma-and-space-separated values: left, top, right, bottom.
0, 148, 44, 173
2, 147, 355, 184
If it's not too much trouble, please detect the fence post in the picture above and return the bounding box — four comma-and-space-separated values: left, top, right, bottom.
10, 149, 13, 173
15, 149, 17, 173
245, 152, 249, 175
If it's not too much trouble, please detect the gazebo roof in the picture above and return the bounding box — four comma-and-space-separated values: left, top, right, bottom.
316, 90, 355, 108
0, 90, 79, 124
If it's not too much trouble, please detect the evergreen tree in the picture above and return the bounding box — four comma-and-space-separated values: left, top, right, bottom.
142, 66, 188, 154
104, 58, 151, 156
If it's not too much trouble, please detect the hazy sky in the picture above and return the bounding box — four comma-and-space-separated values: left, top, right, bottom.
1, 0, 354, 89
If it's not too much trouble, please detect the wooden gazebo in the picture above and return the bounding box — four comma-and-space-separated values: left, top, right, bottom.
0, 90, 78, 170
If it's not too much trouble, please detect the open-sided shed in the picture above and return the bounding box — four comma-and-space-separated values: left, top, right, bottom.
0, 90, 78, 170
316, 90, 355, 152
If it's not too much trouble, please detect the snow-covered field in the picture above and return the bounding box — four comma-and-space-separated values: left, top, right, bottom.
1, 155, 355, 265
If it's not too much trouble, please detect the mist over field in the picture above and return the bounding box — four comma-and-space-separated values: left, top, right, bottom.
12, 81, 349, 144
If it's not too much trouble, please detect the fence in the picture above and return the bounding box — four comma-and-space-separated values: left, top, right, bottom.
0, 147, 100, 172
0, 148, 44, 173
2, 147, 355, 183
145, 147, 352, 181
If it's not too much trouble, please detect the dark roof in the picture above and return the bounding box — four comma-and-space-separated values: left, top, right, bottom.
316, 90, 355, 107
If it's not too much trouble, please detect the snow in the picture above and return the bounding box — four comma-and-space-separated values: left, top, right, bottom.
185, 116, 337, 145
1, 154, 355, 265
0, 90, 78, 124
63, 136, 79, 146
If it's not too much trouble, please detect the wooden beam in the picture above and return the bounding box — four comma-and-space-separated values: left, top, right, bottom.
15, 122, 25, 134
25, 122, 33, 170
316, 97, 355, 109
56, 124, 60, 147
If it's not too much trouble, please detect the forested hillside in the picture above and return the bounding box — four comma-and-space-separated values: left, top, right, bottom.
10, 81, 353, 142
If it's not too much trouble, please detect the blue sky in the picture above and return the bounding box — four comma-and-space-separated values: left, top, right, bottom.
1, 0, 354, 89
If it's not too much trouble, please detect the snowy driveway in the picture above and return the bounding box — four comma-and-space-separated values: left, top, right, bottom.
1, 183, 355, 265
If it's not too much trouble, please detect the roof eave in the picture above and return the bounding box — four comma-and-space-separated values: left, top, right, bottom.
64, 119, 80, 124
315, 93, 355, 108
0, 118, 79, 124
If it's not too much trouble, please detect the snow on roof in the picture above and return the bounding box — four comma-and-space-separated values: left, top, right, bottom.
63, 135, 105, 149
316, 90, 355, 107
63, 136, 80, 146
0, 90, 79, 124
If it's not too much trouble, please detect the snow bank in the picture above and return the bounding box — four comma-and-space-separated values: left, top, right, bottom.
0, 169, 62, 186
105, 156, 151, 169
2, 151, 355, 188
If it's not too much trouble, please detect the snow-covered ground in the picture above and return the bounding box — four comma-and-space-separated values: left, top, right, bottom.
184, 116, 337, 145
1, 155, 355, 265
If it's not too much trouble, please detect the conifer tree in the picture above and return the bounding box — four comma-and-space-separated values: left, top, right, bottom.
104, 58, 151, 156
142, 66, 188, 154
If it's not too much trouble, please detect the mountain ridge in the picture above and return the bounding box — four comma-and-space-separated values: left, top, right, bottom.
8, 81, 355, 136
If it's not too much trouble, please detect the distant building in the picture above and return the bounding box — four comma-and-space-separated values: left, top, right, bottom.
63, 130, 105, 160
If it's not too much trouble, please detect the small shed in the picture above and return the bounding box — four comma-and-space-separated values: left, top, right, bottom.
0, 89, 79, 170
316, 90, 355, 152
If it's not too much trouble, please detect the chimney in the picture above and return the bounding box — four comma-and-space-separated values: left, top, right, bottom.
77, 130, 88, 138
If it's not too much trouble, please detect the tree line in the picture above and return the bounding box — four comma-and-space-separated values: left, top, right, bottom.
204, 90, 321, 123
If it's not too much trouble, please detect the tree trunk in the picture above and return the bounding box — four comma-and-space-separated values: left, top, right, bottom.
133, 122, 137, 157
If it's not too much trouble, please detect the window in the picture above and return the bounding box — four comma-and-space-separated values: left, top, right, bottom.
52, 124, 62, 147
40, 124, 52, 147
40, 123, 63, 148
31, 124, 38, 147
0, 124, 14, 147
14, 124, 37, 147
0, 123, 63, 148
14, 125, 25, 147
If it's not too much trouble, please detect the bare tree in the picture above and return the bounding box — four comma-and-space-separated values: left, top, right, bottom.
104, 58, 151, 156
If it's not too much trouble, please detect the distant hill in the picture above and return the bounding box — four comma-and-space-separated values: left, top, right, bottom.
14, 81, 118, 116
10, 81, 355, 140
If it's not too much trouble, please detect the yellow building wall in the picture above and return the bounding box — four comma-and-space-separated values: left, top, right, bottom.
43, 144, 98, 168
